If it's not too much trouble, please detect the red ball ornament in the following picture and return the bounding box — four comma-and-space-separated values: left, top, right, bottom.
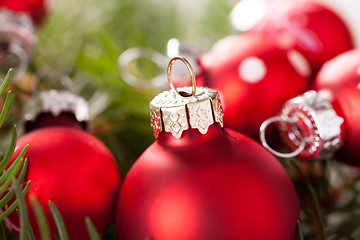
251, 0, 354, 74
314, 49, 360, 93
5, 90, 121, 239
0, 0, 48, 25
200, 33, 310, 140
116, 57, 300, 240
260, 88, 360, 166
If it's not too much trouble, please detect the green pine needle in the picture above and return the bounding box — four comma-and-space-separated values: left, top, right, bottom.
31, 196, 52, 240
297, 220, 304, 240
0, 180, 30, 222
0, 126, 18, 173
85, 217, 102, 240
25, 214, 35, 240
13, 178, 31, 240
0, 91, 14, 128
49, 201, 69, 240
0, 157, 23, 193
0, 69, 12, 97
0, 158, 28, 208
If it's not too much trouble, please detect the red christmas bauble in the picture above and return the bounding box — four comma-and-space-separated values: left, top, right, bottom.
116, 67, 300, 240
314, 49, 360, 93
251, 0, 354, 74
0, 0, 47, 24
200, 33, 309, 140
330, 87, 360, 166
116, 126, 300, 240
6, 127, 121, 239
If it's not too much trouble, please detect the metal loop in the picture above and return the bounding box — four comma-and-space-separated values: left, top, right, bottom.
118, 47, 168, 89
167, 56, 196, 97
259, 116, 306, 158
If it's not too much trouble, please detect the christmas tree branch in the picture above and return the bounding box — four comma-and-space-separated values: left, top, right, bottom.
290, 159, 325, 239
297, 220, 304, 240
0, 180, 30, 222
31, 196, 51, 240
49, 201, 69, 240
0, 92, 14, 128
0, 158, 28, 208
85, 217, 102, 240
13, 178, 31, 240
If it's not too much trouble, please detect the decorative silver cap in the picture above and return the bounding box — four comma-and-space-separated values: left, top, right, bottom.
280, 90, 344, 160
150, 56, 223, 139
24, 90, 89, 123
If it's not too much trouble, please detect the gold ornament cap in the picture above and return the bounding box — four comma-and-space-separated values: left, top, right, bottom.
150, 56, 224, 139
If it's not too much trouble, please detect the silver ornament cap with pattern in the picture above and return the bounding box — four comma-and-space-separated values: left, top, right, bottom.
150, 56, 224, 139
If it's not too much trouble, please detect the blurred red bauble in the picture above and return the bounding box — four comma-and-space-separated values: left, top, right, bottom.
0, 0, 47, 24
200, 33, 310, 140
314, 49, 360, 93
116, 57, 300, 240
251, 0, 354, 74
5, 90, 121, 239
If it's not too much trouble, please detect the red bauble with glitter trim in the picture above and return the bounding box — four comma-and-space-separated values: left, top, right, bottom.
200, 33, 309, 140
314, 49, 360, 93
6, 128, 121, 239
0, 0, 48, 24
251, 0, 354, 74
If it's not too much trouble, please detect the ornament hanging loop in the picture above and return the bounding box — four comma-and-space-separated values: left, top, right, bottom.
118, 47, 168, 89
259, 116, 306, 158
167, 56, 196, 97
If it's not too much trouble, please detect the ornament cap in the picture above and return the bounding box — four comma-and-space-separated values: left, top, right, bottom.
24, 90, 89, 128
150, 57, 224, 139
261, 90, 344, 160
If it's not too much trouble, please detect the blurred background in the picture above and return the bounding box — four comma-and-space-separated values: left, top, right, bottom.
3, 0, 360, 239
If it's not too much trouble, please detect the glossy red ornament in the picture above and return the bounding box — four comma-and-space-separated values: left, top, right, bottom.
251, 0, 354, 74
200, 33, 309, 140
314, 49, 360, 93
0, 0, 47, 25
5, 90, 121, 239
116, 57, 300, 240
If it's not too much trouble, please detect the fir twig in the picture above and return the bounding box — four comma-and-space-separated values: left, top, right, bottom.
0, 180, 30, 221
290, 159, 326, 240
85, 217, 102, 240
0, 158, 29, 208
297, 220, 304, 240
0, 126, 18, 172
0, 69, 12, 97
0, 92, 14, 128
0, 156, 24, 193
49, 201, 69, 240
31, 196, 52, 240
13, 178, 31, 240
